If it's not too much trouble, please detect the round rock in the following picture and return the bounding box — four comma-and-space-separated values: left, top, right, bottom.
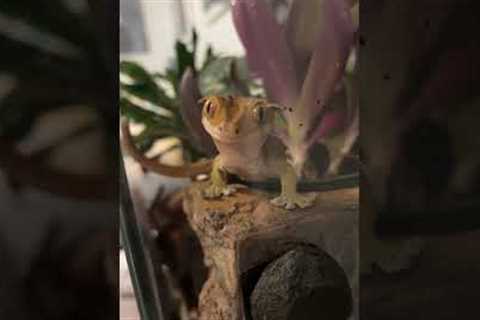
250, 246, 352, 320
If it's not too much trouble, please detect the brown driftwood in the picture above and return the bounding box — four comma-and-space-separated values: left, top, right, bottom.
182, 182, 359, 320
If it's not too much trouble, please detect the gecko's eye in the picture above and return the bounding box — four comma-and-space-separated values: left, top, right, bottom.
204, 100, 215, 117
253, 107, 265, 124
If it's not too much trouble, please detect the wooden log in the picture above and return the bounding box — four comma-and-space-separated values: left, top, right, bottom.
182, 182, 359, 320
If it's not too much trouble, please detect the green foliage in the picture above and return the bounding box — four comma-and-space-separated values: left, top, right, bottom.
199, 57, 251, 96
120, 61, 175, 111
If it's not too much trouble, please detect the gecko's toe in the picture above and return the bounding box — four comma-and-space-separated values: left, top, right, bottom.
203, 186, 219, 198
296, 194, 316, 208
223, 185, 237, 196
203, 185, 222, 198
271, 193, 316, 210
270, 196, 286, 207
285, 202, 296, 210
203, 184, 239, 199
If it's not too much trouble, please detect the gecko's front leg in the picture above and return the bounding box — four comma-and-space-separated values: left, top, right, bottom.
271, 163, 316, 210
203, 156, 240, 199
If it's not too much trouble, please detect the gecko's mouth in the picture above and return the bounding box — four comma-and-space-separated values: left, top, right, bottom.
207, 127, 265, 143
202, 118, 268, 144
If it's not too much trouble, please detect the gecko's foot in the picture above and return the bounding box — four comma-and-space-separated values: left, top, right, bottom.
203, 184, 246, 199
270, 192, 316, 210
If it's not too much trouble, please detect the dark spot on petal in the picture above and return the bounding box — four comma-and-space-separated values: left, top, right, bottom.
235, 128, 239, 134
316, 99, 321, 104
383, 73, 391, 80
359, 35, 366, 46
288, 108, 293, 112
299, 123, 303, 127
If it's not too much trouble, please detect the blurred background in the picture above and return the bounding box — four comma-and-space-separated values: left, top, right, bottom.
360, 1, 480, 319
0, 1, 117, 319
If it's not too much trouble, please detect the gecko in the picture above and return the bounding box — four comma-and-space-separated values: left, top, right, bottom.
121, 95, 315, 210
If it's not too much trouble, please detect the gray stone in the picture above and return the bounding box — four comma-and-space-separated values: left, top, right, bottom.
250, 246, 352, 320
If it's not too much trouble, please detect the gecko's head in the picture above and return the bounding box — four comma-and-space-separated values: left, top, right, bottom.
200, 95, 279, 143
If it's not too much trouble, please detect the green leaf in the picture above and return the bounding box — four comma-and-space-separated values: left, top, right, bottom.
134, 135, 156, 153
152, 71, 175, 85
198, 57, 251, 96
120, 61, 153, 82
192, 28, 198, 64
202, 46, 216, 70
175, 41, 195, 79
166, 68, 179, 92
120, 82, 174, 110
120, 61, 175, 110
120, 98, 173, 129
133, 126, 176, 152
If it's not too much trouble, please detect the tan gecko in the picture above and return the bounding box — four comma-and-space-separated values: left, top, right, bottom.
121, 95, 315, 210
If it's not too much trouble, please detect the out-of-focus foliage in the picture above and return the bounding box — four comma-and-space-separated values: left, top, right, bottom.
0, 0, 115, 139
0, 0, 116, 199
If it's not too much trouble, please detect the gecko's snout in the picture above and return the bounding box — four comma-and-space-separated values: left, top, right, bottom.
217, 123, 240, 135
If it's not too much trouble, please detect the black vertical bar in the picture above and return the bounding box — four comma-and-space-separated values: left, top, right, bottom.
119, 156, 165, 320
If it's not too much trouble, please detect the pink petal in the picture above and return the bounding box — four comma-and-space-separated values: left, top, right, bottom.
231, 0, 298, 106
284, 0, 323, 87
292, 0, 355, 145
313, 108, 348, 139
312, 73, 359, 175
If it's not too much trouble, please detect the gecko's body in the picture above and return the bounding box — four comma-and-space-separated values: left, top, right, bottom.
122, 95, 315, 209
